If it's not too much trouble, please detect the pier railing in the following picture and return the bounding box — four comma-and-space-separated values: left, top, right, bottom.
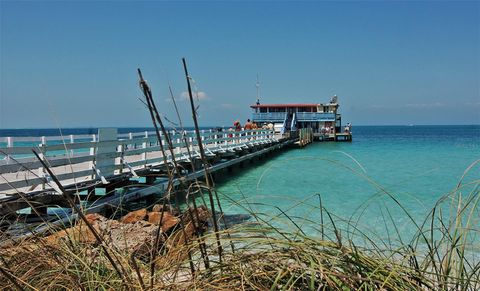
294, 112, 335, 121
251, 112, 287, 122
252, 112, 336, 123
0, 128, 277, 194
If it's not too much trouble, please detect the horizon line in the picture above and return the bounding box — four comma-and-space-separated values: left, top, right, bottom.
1, 124, 479, 130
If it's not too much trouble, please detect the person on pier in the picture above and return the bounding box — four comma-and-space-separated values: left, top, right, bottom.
234, 120, 242, 131
244, 119, 253, 130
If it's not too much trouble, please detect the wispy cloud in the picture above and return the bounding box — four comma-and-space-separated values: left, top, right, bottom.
219, 103, 236, 109
179, 91, 209, 101
367, 102, 447, 109
465, 101, 480, 107
368, 104, 393, 109
405, 102, 445, 108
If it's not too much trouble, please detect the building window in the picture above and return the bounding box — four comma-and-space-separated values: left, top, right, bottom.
271, 108, 286, 112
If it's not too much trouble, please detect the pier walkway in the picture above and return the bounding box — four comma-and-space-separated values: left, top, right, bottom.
0, 128, 299, 217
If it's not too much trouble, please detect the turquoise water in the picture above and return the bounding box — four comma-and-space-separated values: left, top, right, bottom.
215, 125, 480, 246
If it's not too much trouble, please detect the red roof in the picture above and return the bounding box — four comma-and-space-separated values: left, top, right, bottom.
250, 103, 318, 108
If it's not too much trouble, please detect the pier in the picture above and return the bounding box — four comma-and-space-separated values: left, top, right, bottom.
0, 128, 308, 219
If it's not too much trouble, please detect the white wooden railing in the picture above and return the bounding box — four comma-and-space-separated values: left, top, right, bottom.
0, 128, 277, 194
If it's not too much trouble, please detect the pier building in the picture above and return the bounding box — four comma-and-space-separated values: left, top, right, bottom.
251, 95, 352, 141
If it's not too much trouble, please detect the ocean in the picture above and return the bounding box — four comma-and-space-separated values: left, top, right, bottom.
214, 125, 480, 246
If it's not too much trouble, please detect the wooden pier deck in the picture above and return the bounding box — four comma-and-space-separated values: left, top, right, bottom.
0, 128, 295, 218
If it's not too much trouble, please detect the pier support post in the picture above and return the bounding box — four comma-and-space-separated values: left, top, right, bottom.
103, 205, 114, 218
145, 175, 156, 185
104, 184, 116, 196
32, 205, 48, 217
86, 191, 101, 202
84, 186, 97, 201
209, 172, 216, 182
145, 194, 157, 207
72, 191, 81, 204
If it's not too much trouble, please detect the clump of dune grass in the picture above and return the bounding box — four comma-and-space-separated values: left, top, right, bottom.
1, 162, 479, 291
0, 151, 479, 290
0, 216, 428, 290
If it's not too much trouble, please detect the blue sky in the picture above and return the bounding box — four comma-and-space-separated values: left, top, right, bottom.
1, 1, 479, 128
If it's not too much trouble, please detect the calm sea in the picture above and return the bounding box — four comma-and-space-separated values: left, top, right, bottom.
214, 125, 480, 245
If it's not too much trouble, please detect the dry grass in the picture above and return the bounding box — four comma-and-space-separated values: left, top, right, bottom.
0, 171, 478, 290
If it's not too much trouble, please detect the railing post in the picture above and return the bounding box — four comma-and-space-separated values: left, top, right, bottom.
129, 132, 133, 149
117, 143, 124, 174
38, 136, 47, 190
170, 130, 175, 150
69, 134, 74, 157
5, 137, 13, 164
142, 131, 148, 168
95, 128, 117, 179
160, 132, 167, 162
89, 134, 97, 179
193, 130, 198, 151
176, 138, 181, 155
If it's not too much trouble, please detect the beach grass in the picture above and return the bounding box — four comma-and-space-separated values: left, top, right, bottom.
0, 164, 479, 291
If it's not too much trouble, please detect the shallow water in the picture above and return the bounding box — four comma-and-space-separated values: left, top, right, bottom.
215, 125, 480, 246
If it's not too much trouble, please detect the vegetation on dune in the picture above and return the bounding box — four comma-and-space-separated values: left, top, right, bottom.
0, 166, 479, 290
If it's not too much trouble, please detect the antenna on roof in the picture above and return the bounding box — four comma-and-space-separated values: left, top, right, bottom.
256, 74, 261, 105
331, 94, 338, 104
